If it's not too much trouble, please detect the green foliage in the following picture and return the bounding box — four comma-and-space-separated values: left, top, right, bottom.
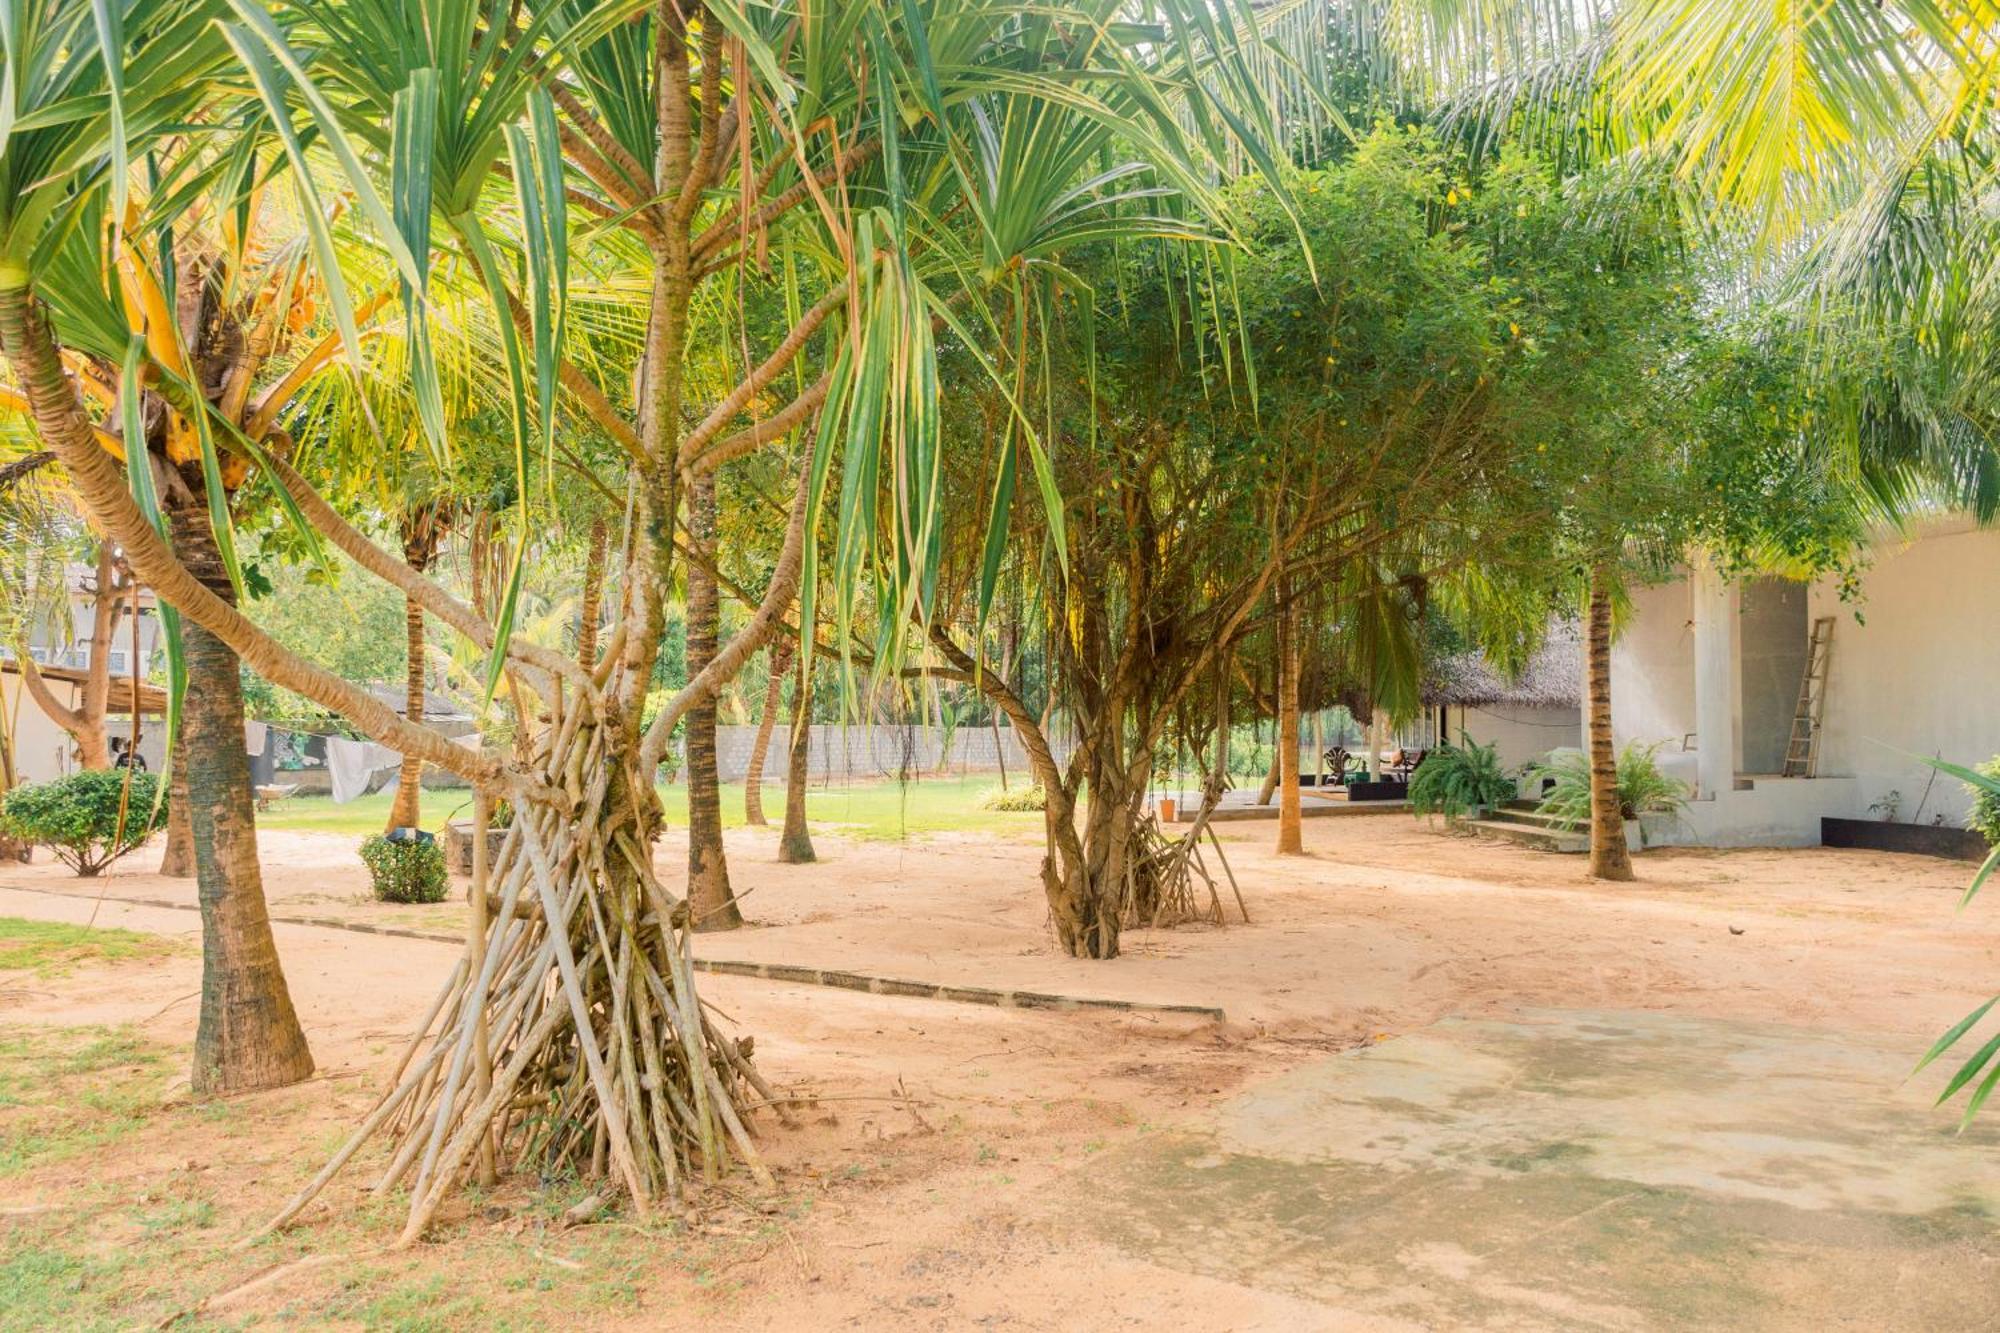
1530, 744, 1689, 830
358, 835, 448, 905
1407, 736, 1516, 820
244, 551, 412, 691
979, 783, 1046, 812
1966, 760, 2000, 847
1912, 756, 2000, 1127
0, 771, 165, 877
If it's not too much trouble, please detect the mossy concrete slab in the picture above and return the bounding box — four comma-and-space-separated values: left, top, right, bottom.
1076, 1010, 2000, 1330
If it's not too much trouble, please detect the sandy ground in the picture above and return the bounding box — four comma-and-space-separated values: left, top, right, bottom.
2, 810, 1996, 1328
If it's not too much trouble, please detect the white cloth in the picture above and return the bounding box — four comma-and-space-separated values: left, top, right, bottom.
243, 720, 268, 757
325, 736, 399, 803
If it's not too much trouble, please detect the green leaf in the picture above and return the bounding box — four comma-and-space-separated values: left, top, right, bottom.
1914, 994, 2000, 1076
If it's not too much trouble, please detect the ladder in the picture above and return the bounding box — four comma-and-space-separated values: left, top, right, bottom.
1782, 617, 1836, 777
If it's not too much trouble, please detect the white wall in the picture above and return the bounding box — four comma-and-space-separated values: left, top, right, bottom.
1809, 519, 2000, 828
1611, 579, 1698, 755
1446, 703, 1580, 773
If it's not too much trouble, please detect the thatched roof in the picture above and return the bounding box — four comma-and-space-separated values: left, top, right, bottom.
1423, 623, 1581, 709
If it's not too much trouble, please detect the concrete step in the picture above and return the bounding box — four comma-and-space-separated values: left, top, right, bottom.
1464, 818, 1588, 853
1485, 804, 1577, 830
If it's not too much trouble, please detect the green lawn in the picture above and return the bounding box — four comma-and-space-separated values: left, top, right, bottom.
259, 773, 1045, 843
0, 918, 179, 977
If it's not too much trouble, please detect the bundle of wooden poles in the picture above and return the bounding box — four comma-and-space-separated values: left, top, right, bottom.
254, 708, 776, 1247
1122, 774, 1249, 929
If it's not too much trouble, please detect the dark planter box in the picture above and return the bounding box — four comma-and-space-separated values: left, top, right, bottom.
1345, 779, 1409, 803
1821, 817, 1988, 863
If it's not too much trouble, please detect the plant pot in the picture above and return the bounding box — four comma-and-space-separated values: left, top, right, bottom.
443, 820, 509, 877
1157, 797, 1177, 823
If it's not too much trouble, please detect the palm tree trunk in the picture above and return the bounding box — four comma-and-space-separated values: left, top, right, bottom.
1256, 742, 1281, 804
577, 514, 608, 668
159, 737, 196, 877
778, 637, 816, 864
0, 283, 311, 1091
1275, 588, 1303, 855
167, 486, 316, 1093
1586, 557, 1635, 881
742, 636, 792, 826
387, 589, 426, 831
685, 476, 741, 930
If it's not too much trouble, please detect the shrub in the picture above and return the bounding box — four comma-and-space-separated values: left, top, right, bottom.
360, 834, 449, 904
0, 770, 167, 877
1407, 736, 1516, 820
979, 783, 1047, 812
1531, 742, 1689, 831
1968, 760, 2000, 846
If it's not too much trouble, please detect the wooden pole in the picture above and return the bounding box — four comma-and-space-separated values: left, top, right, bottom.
469, 788, 496, 1186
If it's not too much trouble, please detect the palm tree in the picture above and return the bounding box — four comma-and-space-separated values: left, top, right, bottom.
743, 635, 793, 827
7, 0, 1306, 1236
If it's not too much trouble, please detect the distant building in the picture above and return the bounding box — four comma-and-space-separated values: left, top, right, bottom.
1, 562, 168, 782
1424, 623, 1583, 771
1612, 514, 1997, 846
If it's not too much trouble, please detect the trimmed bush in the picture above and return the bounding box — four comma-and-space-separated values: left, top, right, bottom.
979, 783, 1047, 812
360, 834, 449, 904
0, 770, 167, 876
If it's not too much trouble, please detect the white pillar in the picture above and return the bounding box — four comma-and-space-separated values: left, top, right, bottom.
1692, 556, 1735, 800
1368, 708, 1386, 781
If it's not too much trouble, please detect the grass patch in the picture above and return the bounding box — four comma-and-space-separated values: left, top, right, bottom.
263, 775, 1047, 843
0, 918, 177, 978
0, 1025, 171, 1176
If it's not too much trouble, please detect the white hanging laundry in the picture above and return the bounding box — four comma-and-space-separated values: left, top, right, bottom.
325, 737, 401, 803
243, 719, 268, 757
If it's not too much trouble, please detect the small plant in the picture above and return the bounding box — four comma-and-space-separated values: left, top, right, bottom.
1407, 735, 1516, 820
0, 770, 166, 876
1966, 762, 2000, 846
979, 783, 1046, 812
360, 834, 449, 904
1530, 742, 1689, 831
1914, 756, 2000, 1126
1869, 789, 1904, 823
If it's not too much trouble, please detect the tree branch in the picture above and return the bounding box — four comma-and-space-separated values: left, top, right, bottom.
676, 287, 845, 468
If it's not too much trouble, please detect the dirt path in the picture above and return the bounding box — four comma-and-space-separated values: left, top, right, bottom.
1, 815, 1993, 1327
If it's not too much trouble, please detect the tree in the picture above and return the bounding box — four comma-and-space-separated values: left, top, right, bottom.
684, 474, 740, 930
4, 0, 1304, 1236
777, 636, 818, 864
926, 128, 1534, 957
743, 636, 792, 827
1275, 579, 1304, 855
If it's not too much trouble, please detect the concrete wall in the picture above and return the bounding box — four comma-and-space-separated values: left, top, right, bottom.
1808, 519, 2000, 829
690, 720, 1067, 785
1444, 703, 1581, 773
1611, 579, 1698, 754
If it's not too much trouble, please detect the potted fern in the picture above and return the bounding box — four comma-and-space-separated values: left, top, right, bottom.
1528, 742, 1689, 848
1407, 736, 1518, 823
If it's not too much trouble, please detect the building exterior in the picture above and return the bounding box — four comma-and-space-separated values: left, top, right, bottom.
1426, 623, 1584, 772
1610, 515, 1998, 846
1, 562, 168, 783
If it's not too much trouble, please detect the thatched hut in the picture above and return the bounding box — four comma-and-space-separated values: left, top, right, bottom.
1422, 623, 1582, 770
